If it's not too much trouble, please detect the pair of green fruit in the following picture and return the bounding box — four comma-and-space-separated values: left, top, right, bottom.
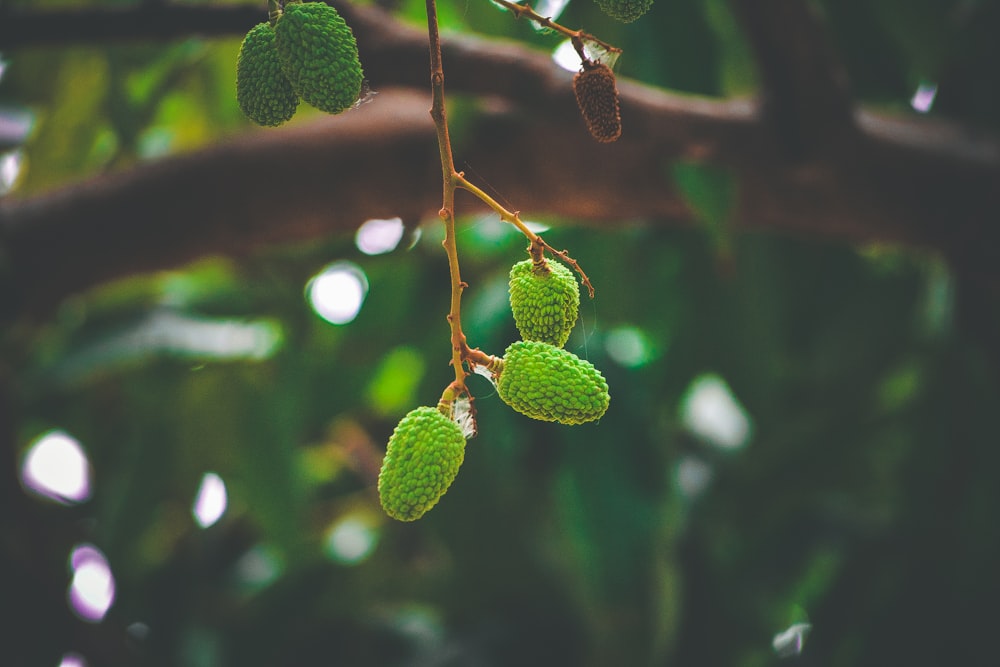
236, 2, 364, 126
500, 258, 609, 425
378, 257, 611, 521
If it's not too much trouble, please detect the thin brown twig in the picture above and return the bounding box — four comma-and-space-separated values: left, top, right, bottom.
490, 0, 621, 61
535, 237, 595, 298
456, 172, 595, 297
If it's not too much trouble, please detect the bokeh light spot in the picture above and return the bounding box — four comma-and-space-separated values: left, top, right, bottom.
0, 150, 22, 195
523, 220, 550, 233
773, 622, 811, 658
192, 472, 227, 528
604, 326, 656, 368
307, 261, 369, 325
68, 543, 115, 623
355, 217, 405, 255
530, 0, 570, 30
59, 653, 88, 667
554, 37, 620, 71
21, 430, 92, 504
126, 621, 151, 641
676, 455, 713, 499
680, 374, 752, 450
234, 545, 284, 593
552, 40, 580, 73
910, 82, 938, 114
325, 516, 379, 565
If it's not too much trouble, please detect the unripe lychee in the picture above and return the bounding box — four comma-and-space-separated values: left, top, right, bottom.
573, 62, 622, 143
594, 0, 654, 23
378, 406, 466, 521
509, 258, 580, 348
275, 2, 364, 115
236, 22, 299, 127
497, 341, 610, 425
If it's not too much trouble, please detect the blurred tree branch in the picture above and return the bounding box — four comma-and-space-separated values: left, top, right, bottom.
0, 2, 264, 47
0, 2, 998, 317
727, 0, 856, 157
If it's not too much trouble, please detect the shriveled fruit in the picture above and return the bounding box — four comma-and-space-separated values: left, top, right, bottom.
378, 406, 466, 521
275, 2, 364, 115
509, 258, 580, 347
573, 61, 622, 143
496, 341, 610, 425
236, 22, 299, 126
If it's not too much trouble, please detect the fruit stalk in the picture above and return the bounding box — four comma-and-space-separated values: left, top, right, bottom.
455, 173, 595, 298
490, 0, 622, 58
424, 0, 595, 395
425, 0, 469, 397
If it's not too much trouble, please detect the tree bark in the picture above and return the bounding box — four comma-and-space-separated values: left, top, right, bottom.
0, 2, 998, 316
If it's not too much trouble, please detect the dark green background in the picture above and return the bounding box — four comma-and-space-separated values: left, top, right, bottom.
2, 0, 999, 665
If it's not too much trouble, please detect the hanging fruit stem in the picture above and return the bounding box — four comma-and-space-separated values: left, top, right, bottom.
425, 0, 470, 402
425, 0, 597, 408
456, 174, 595, 297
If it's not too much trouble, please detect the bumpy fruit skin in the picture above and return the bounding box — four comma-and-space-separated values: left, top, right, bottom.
573, 62, 621, 143
275, 2, 364, 115
509, 259, 580, 347
236, 23, 299, 127
594, 0, 654, 23
497, 341, 610, 425
378, 407, 466, 521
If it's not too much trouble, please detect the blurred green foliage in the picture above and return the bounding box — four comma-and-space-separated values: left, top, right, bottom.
3, 1, 1000, 666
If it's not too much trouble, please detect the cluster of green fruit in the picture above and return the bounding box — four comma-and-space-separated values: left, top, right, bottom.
498, 258, 610, 424
236, 1, 364, 127
378, 255, 610, 521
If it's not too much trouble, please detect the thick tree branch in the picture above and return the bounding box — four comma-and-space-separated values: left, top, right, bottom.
0, 3, 264, 47
728, 0, 857, 158
2, 82, 998, 315
0, 89, 441, 316
0, 2, 998, 316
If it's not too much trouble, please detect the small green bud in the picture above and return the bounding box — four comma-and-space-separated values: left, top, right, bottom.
497, 341, 610, 425
594, 0, 654, 23
378, 406, 466, 521
236, 22, 299, 127
509, 258, 580, 348
275, 2, 364, 115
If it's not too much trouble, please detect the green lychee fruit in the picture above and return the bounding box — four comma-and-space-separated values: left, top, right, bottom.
594, 0, 654, 23
275, 2, 364, 115
497, 341, 610, 425
508, 258, 580, 348
378, 406, 466, 521
236, 22, 299, 127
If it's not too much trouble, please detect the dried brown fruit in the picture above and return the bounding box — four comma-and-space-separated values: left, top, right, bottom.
573, 62, 622, 143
